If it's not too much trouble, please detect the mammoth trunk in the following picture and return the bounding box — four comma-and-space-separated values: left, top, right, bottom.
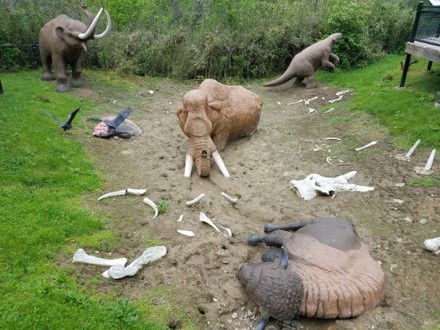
191, 138, 212, 177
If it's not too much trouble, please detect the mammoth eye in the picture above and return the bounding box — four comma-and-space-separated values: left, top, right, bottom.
201, 150, 208, 158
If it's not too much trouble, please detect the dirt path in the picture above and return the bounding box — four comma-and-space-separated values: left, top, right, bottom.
70, 73, 439, 330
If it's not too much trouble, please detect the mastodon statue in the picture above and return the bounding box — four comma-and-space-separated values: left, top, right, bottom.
263, 33, 342, 89
39, 5, 111, 92
177, 79, 262, 178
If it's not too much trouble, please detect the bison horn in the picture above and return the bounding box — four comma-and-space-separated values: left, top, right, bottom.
212, 151, 230, 178
78, 7, 104, 40
94, 10, 111, 40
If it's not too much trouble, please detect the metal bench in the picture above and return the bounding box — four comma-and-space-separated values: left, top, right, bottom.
399, 1, 440, 88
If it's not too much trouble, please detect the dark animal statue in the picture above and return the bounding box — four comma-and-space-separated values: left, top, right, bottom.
263, 33, 342, 89
238, 217, 384, 330
39, 5, 111, 92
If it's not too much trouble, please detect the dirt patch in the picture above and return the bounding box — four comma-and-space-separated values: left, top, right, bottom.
69, 73, 439, 330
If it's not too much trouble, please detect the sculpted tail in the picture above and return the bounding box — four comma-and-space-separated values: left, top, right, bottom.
263, 62, 297, 87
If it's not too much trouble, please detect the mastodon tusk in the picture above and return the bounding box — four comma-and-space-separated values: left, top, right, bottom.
221, 192, 238, 204
184, 154, 193, 177
93, 10, 111, 39
186, 193, 205, 206
73, 249, 127, 267
212, 151, 230, 178
78, 7, 103, 40
143, 197, 159, 219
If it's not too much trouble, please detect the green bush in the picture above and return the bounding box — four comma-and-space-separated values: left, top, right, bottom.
1, 0, 416, 78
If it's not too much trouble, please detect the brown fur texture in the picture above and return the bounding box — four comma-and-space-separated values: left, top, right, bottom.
177, 79, 262, 176
263, 33, 342, 89
39, 6, 110, 92
239, 217, 384, 328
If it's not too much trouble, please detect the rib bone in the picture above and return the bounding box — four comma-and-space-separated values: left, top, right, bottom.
186, 193, 205, 206
143, 197, 159, 219
396, 139, 420, 161
415, 149, 436, 175
72, 249, 127, 267
102, 246, 167, 279
98, 188, 147, 201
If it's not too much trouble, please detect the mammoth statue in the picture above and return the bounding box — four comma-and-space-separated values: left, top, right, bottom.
39, 5, 111, 92
239, 217, 384, 330
263, 33, 342, 89
177, 79, 262, 178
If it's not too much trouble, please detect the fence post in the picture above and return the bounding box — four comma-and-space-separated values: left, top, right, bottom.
0, 80, 3, 94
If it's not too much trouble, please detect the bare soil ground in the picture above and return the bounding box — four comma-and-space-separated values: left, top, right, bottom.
68, 72, 439, 330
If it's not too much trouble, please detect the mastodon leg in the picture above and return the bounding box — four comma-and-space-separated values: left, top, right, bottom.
212, 151, 230, 178
184, 154, 193, 177
264, 221, 308, 233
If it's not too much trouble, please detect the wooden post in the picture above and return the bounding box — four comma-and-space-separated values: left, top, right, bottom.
0, 80, 3, 94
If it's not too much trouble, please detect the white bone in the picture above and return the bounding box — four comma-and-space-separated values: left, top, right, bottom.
423, 237, 440, 254
415, 149, 436, 175
199, 212, 232, 238
396, 139, 420, 161
212, 151, 230, 177
287, 99, 303, 105
126, 188, 147, 196
304, 96, 318, 105
93, 10, 111, 39
186, 193, 205, 206
143, 197, 159, 219
221, 192, 238, 204
184, 154, 193, 177
72, 249, 127, 267
355, 141, 377, 151
325, 137, 341, 141
307, 108, 315, 114
290, 171, 374, 200
98, 188, 146, 200
336, 89, 350, 96
98, 189, 126, 200
324, 108, 334, 113
178, 214, 184, 222
326, 156, 333, 165
102, 246, 167, 279
328, 95, 343, 103
177, 230, 195, 237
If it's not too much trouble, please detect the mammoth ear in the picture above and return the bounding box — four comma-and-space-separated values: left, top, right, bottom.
208, 101, 223, 112
55, 27, 65, 40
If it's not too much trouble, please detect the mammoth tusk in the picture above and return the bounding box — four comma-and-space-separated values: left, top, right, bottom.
98, 188, 147, 201
94, 10, 111, 39
221, 192, 238, 204
212, 151, 230, 178
186, 193, 205, 206
78, 7, 104, 40
415, 149, 436, 175
143, 197, 159, 219
73, 249, 127, 267
396, 139, 421, 161
184, 154, 193, 177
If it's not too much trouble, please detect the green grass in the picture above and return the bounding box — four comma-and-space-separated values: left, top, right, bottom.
318, 54, 440, 149
0, 72, 168, 329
